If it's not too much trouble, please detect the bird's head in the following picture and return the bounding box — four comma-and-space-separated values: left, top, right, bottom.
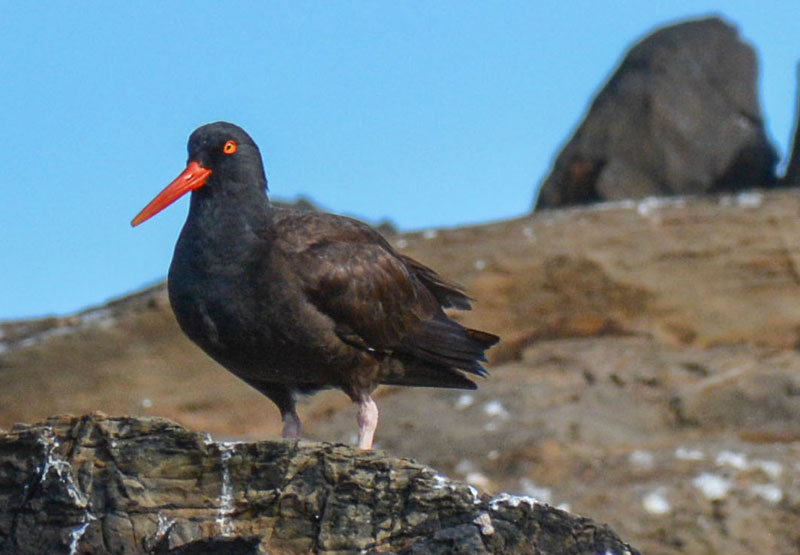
131, 122, 266, 227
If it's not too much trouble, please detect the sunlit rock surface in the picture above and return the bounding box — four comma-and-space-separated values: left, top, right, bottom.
0, 414, 639, 554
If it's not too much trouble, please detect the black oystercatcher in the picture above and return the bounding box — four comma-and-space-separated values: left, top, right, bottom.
132, 122, 498, 449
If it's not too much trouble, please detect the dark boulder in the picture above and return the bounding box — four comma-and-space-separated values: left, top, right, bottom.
0, 414, 640, 554
535, 17, 777, 209
781, 63, 800, 187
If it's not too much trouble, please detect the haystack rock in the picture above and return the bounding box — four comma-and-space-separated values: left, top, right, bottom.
0, 414, 640, 554
535, 17, 777, 209
780, 63, 800, 188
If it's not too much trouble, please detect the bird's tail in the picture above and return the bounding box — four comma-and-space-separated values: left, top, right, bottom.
398, 314, 499, 379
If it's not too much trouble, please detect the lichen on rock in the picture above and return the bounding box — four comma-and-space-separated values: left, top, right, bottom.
0, 414, 639, 554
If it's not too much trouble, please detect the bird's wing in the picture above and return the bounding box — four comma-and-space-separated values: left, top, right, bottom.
270, 211, 438, 352
397, 254, 473, 310
305, 245, 436, 352
271, 211, 496, 376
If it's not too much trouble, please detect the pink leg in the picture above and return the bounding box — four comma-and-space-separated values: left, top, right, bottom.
356, 395, 379, 449
281, 410, 302, 439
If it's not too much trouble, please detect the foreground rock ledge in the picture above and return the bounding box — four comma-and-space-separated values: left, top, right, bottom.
0, 414, 639, 554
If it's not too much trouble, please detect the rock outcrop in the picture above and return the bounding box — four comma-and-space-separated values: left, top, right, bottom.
9, 187, 800, 553
535, 17, 777, 209
0, 414, 639, 554
781, 63, 800, 187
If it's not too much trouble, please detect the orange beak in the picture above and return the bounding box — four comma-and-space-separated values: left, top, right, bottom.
131, 161, 212, 227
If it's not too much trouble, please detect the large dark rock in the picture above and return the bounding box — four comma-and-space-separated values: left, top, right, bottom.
535, 17, 777, 209
781, 63, 800, 187
0, 414, 640, 554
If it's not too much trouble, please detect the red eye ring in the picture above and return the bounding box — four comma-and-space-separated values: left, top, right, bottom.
223, 140, 237, 155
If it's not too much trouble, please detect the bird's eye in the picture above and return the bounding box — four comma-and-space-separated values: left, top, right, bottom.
223, 140, 237, 155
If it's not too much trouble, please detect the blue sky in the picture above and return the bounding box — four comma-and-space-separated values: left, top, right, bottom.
2, 2, 798, 319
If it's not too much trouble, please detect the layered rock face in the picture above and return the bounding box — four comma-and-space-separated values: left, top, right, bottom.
535, 17, 777, 209
0, 414, 639, 554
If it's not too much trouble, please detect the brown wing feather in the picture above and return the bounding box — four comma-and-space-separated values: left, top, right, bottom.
300, 241, 437, 351
272, 210, 438, 351
399, 255, 473, 310
271, 210, 498, 383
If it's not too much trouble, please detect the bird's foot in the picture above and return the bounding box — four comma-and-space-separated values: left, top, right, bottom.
281, 410, 302, 439
356, 395, 378, 450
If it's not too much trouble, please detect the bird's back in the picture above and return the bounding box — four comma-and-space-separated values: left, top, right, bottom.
264, 208, 499, 390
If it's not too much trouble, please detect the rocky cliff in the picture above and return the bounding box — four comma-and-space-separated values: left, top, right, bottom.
0, 414, 638, 554
5, 189, 800, 553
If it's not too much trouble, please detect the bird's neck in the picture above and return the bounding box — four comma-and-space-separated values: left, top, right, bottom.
180, 177, 274, 263
190, 174, 272, 223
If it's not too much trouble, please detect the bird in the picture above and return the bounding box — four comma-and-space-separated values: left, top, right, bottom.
131, 122, 499, 449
